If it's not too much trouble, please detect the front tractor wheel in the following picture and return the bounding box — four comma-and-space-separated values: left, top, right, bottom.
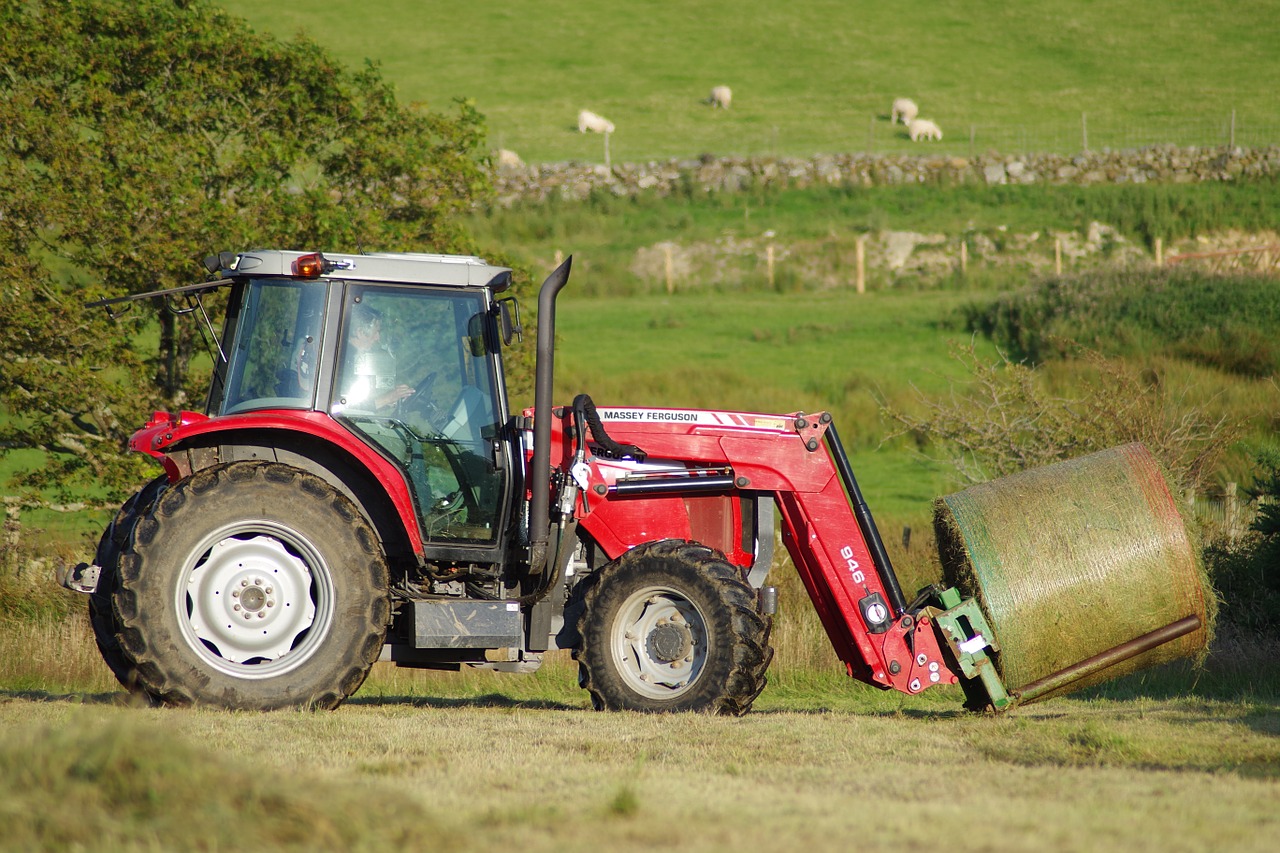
116, 462, 390, 710
577, 539, 773, 715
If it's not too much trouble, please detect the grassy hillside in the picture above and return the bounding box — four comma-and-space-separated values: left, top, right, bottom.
215, 0, 1279, 161
549, 289, 996, 522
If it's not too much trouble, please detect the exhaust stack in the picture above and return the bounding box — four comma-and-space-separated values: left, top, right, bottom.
527, 256, 573, 574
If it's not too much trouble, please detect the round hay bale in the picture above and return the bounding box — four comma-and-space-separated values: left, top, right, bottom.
933, 442, 1213, 704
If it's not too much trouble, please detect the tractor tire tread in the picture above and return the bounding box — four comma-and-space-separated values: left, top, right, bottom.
575, 538, 773, 716
115, 461, 389, 710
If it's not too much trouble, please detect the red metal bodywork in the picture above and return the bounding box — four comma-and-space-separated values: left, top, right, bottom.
130, 409, 425, 552
135, 401, 956, 697
533, 405, 958, 697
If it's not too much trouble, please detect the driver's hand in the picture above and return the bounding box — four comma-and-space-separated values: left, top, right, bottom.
378, 384, 415, 409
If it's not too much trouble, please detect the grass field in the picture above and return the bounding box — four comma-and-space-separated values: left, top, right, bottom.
2, 624, 1278, 852
215, 0, 1280, 161
548, 288, 997, 522
4, 4, 1278, 848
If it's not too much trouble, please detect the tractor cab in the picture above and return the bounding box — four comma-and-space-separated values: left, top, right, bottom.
121, 249, 523, 556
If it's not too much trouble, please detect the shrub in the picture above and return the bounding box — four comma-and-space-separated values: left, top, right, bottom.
1205, 448, 1280, 635
881, 342, 1244, 494
961, 268, 1280, 377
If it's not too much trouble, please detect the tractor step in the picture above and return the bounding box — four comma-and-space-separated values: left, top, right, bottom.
405, 599, 523, 649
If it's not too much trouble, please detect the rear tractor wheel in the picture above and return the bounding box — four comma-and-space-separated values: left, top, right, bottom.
115, 462, 390, 710
576, 539, 773, 715
88, 475, 168, 696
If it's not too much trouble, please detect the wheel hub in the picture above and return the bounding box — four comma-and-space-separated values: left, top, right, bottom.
185, 535, 317, 664
648, 622, 692, 662
613, 587, 706, 698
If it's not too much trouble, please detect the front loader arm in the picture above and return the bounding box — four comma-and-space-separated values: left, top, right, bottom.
537, 404, 1007, 704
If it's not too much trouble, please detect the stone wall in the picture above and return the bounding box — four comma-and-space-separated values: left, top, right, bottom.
491, 145, 1280, 205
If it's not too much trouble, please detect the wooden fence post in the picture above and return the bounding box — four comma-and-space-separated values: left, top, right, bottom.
664, 245, 674, 295
1225, 481, 1240, 540
2, 502, 20, 570
1155, 237, 1163, 267
855, 236, 866, 294
766, 244, 775, 289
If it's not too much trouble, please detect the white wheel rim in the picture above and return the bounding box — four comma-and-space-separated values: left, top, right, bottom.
177, 523, 334, 678
610, 585, 709, 700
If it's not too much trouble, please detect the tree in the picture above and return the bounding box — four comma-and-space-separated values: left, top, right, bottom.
0, 0, 490, 502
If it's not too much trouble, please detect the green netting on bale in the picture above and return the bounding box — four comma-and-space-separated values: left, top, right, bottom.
933, 442, 1213, 704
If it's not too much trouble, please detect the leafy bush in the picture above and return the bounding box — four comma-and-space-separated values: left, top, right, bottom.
961, 268, 1280, 377
1208, 448, 1280, 635
881, 342, 1244, 493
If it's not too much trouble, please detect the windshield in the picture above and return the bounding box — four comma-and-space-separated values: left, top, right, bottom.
220, 279, 327, 415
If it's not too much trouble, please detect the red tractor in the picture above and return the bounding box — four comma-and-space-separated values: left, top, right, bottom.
67, 250, 1196, 712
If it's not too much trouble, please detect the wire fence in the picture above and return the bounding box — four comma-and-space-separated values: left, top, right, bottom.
1190, 484, 1260, 543
866, 113, 1280, 156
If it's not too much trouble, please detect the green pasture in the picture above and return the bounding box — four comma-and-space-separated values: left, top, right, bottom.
548, 289, 993, 522
216, 0, 1279, 161
465, 180, 1280, 297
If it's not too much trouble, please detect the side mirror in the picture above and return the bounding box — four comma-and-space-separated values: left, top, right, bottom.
497, 297, 522, 346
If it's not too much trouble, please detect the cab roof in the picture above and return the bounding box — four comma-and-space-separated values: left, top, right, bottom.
87, 249, 514, 312
230, 250, 513, 291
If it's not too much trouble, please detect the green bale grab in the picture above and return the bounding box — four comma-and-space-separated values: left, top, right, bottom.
934, 442, 1213, 704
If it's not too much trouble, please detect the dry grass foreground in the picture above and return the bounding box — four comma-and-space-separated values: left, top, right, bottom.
2, 622, 1278, 852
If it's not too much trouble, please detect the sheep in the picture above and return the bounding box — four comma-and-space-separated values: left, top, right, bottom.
495, 148, 523, 169
907, 118, 943, 142
577, 109, 615, 134
891, 97, 918, 125
706, 85, 732, 109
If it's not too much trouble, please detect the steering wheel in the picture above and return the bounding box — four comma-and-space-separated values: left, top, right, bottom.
400, 371, 439, 423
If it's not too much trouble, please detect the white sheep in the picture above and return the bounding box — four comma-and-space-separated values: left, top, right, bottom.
495, 148, 523, 169
907, 118, 942, 142
577, 109, 615, 134
706, 85, 732, 109
891, 97, 918, 125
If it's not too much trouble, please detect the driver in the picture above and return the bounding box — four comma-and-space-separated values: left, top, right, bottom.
336, 303, 414, 412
